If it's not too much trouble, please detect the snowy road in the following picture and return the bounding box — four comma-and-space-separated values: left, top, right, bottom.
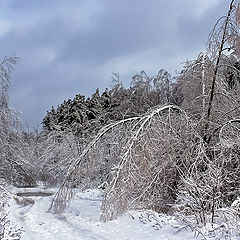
8, 187, 198, 240
9, 188, 111, 240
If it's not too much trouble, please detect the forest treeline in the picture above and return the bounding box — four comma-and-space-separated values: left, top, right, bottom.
2, 0, 240, 238
42, 70, 174, 136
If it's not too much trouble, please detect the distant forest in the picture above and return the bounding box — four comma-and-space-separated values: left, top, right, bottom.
42, 70, 174, 136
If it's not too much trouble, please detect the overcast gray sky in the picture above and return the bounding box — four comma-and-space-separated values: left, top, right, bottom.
0, 0, 229, 128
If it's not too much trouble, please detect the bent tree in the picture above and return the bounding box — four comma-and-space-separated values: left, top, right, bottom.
50, 105, 199, 221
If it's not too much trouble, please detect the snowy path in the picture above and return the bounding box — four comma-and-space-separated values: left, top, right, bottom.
8, 187, 198, 240
9, 188, 111, 240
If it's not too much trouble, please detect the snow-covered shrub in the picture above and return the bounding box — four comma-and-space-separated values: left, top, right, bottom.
32, 131, 81, 187
0, 181, 22, 240
173, 119, 240, 239
138, 210, 173, 230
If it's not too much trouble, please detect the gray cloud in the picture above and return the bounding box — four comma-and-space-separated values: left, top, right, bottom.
0, 0, 229, 127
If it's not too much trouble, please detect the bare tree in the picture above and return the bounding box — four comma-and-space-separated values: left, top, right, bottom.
173, 53, 214, 120
0, 56, 36, 187
204, 0, 240, 143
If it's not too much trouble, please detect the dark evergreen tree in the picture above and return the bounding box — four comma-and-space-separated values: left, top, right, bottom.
42, 70, 174, 142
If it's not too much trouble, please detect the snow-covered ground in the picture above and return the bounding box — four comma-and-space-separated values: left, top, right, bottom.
4, 186, 230, 240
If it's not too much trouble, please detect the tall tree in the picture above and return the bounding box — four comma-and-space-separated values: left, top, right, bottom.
204, 0, 240, 142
